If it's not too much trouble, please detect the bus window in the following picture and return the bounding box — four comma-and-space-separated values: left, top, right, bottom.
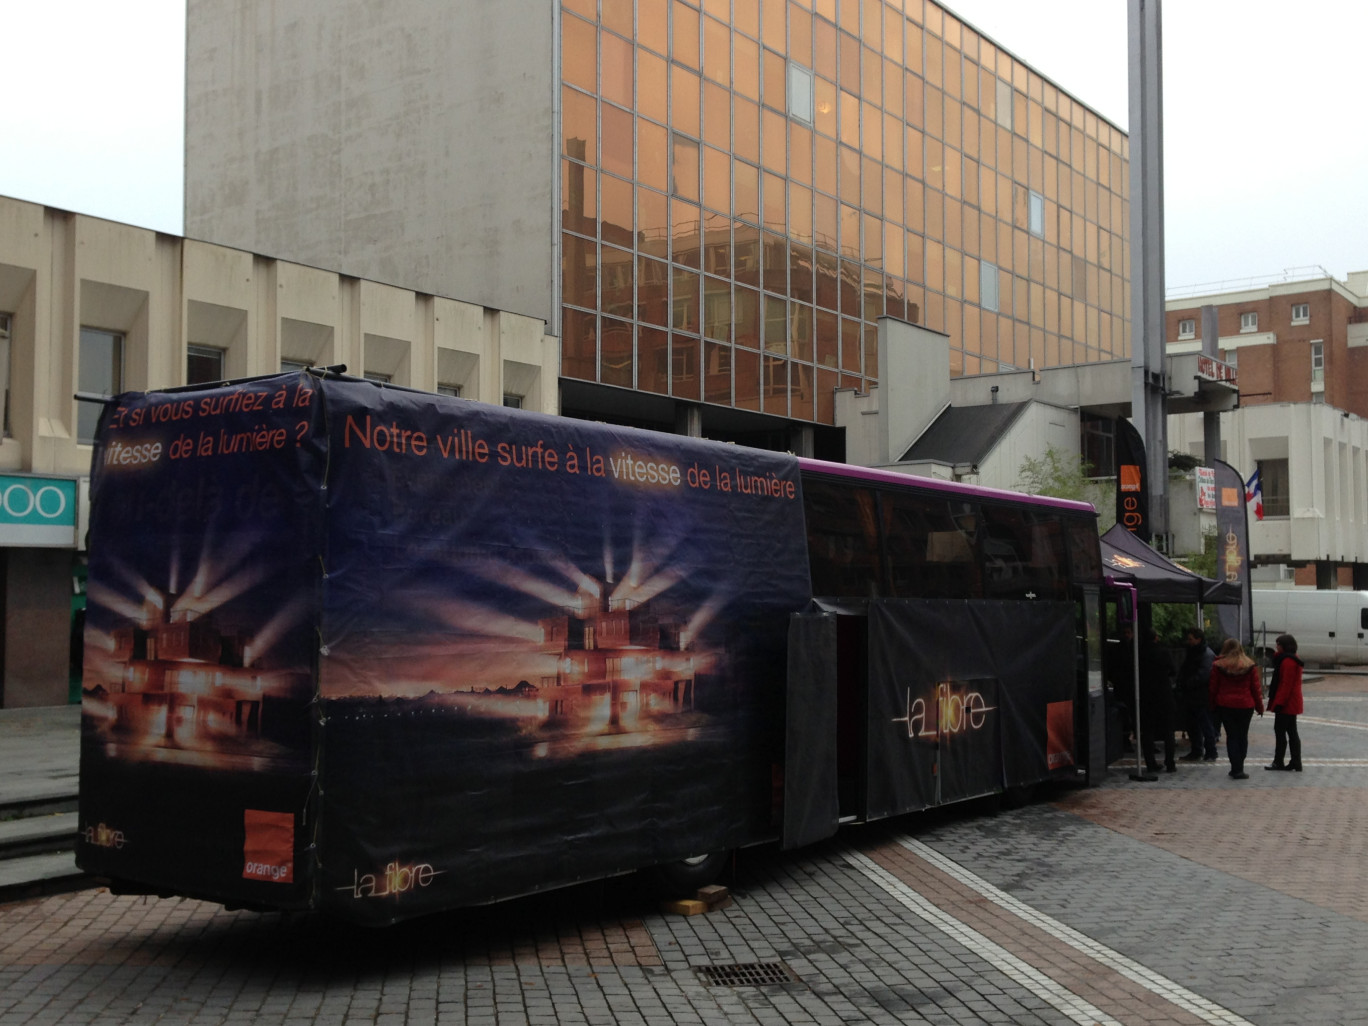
804, 477, 882, 598
979, 505, 1069, 601
1064, 517, 1103, 583
882, 492, 981, 599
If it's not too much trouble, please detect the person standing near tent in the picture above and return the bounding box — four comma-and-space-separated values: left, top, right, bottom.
1138, 628, 1177, 773
1209, 638, 1264, 779
1265, 634, 1304, 772
1177, 628, 1217, 762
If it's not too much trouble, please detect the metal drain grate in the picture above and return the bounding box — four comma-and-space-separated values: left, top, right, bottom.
696, 962, 800, 987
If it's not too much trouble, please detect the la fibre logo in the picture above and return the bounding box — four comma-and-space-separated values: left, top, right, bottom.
83, 822, 128, 850
892, 680, 996, 741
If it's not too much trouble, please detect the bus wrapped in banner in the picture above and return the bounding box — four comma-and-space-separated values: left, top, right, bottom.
77, 371, 1105, 925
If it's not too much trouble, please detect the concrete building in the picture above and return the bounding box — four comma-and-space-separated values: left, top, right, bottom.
0, 194, 556, 707
1167, 270, 1368, 587
184, 0, 1132, 455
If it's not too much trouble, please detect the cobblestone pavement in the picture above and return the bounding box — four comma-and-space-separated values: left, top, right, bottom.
3, 677, 1366, 1025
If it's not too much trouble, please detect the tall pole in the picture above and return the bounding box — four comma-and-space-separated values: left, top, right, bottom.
1128, 0, 1169, 547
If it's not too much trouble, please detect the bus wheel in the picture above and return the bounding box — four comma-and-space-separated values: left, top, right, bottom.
648, 851, 730, 895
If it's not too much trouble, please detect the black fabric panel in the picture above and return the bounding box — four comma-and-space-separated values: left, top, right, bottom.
865, 599, 1077, 819
782, 613, 840, 850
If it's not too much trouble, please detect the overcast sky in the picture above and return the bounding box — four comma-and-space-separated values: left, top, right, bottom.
2, 0, 1363, 294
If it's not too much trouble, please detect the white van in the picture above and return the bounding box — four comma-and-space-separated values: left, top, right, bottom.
1251, 589, 1368, 666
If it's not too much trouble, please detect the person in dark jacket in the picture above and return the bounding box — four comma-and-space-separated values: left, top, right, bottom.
1177, 627, 1217, 762
1265, 634, 1304, 772
1209, 638, 1264, 779
1138, 629, 1177, 773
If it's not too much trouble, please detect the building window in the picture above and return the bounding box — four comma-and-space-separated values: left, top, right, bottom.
1240, 311, 1258, 333
187, 344, 225, 385
281, 358, 310, 372
437, 383, 462, 398
1291, 303, 1310, 325
0, 312, 10, 437
364, 371, 391, 383
1310, 340, 1324, 385
1177, 318, 1195, 340
980, 262, 1000, 313
78, 327, 123, 444
503, 393, 523, 409
1028, 191, 1044, 237
1258, 458, 1290, 518
787, 63, 814, 125
995, 79, 1013, 130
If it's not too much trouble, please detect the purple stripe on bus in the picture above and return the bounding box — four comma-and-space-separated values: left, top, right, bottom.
796, 457, 1096, 514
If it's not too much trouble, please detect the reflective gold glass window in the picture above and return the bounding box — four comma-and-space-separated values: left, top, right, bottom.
639, 0, 669, 54
734, 33, 760, 99
562, 87, 597, 162
763, 231, 787, 293
561, 160, 596, 234
602, 243, 635, 317
703, 82, 731, 150
734, 346, 760, 411
639, 326, 670, 393
762, 0, 785, 49
637, 118, 668, 190
705, 340, 732, 402
734, 285, 762, 347
789, 181, 813, 243
763, 170, 785, 230
814, 77, 837, 138
704, 16, 731, 85
638, 187, 669, 255
602, 105, 635, 179
762, 110, 787, 174
562, 307, 596, 381
638, 254, 670, 324
672, 334, 701, 399
603, 0, 633, 36
562, 232, 597, 310
815, 308, 838, 368
602, 30, 634, 108
791, 3, 813, 65
734, 96, 761, 163
672, 134, 701, 201
735, 160, 759, 223
671, 65, 702, 138
602, 316, 634, 387
703, 146, 731, 214
671, 198, 702, 268
638, 50, 668, 122
562, 15, 597, 93
791, 242, 815, 305
790, 123, 813, 185
673, 0, 701, 66
600, 173, 633, 246
735, 222, 762, 288
763, 48, 786, 110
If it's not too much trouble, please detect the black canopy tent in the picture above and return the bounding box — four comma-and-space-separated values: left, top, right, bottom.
1099, 525, 1240, 781
1100, 524, 1240, 606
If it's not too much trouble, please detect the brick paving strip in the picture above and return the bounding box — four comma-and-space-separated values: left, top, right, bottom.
853, 835, 1251, 1026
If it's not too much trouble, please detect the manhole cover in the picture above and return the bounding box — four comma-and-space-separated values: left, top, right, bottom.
696, 962, 799, 987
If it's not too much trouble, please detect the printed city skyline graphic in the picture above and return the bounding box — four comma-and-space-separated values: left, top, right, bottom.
81, 525, 314, 772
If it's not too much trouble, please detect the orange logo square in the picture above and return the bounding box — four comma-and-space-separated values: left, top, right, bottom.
1119, 465, 1142, 492
243, 809, 294, 883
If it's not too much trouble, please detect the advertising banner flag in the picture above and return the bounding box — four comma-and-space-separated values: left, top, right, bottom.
1213, 459, 1252, 645
1114, 418, 1150, 542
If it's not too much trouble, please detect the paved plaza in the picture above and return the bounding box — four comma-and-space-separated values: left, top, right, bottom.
4, 677, 1368, 1025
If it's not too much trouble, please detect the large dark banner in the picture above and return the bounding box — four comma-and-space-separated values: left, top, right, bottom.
1213, 459, 1252, 645
865, 599, 1076, 820
1114, 418, 1150, 542
78, 373, 324, 908
314, 381, 811, 921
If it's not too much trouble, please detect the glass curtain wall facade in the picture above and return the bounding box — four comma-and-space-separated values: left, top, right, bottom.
560, 0, 1129, 427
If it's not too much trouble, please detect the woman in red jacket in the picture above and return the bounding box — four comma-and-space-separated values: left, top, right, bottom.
1265, 633, 1304, 772
1209, 638, 1264, 779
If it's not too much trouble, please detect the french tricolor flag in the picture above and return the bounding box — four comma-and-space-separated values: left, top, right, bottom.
1245, 468, 1264, 521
